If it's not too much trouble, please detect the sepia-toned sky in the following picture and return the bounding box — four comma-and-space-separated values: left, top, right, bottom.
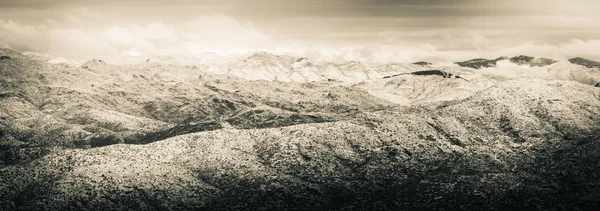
1, 0, 599, 62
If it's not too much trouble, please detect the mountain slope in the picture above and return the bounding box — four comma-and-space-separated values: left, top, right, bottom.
2, 79, 599, 210
2, 48, 600, 210
1, 51, 396, 159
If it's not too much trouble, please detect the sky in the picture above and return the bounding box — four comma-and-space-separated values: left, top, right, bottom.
0, 0, 599, 63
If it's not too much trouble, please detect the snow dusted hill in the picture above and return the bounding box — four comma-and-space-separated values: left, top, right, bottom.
1, 48, 600, 210
2, 78, 599, 211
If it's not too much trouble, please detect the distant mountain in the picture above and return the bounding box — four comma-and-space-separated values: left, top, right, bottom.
455, 56, 508, 69
509, 55, 556, 67
456, 56, 559, 69
227, 52, 409, 83
569, 57, 600, 68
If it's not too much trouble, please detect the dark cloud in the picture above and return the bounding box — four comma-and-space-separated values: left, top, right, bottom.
0, 0, 566, 17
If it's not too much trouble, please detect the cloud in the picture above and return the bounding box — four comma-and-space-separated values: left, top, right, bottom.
0, 20, 45, 51
0, 11, 282, 60
442, 39, 600, 62
497, 40, 600, 60
1, 8, 600, 63
179, 15, 274, 54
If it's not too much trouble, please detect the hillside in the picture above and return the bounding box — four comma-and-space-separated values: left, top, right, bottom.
1, 79, 599, 210
1, 50, 396, 160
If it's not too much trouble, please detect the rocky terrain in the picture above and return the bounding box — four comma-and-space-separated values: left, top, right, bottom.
1, 48, 600, 210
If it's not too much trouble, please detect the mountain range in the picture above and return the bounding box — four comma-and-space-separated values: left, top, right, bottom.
1, 48, 600, 210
